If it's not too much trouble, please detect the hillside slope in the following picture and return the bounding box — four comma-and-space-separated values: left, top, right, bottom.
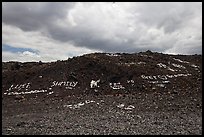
2, 51, 202, 135
2, 51, 202, 97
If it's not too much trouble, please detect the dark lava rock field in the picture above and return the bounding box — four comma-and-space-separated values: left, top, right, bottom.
2, 51, 202, 135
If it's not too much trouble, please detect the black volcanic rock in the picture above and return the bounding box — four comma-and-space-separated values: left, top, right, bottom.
2, 51, 202, 135
2, 51, 202, 97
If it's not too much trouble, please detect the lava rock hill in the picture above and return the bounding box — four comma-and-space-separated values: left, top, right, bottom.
2, 51, 202, 98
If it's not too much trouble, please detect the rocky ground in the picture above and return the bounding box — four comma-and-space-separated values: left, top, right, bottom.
2, 51, 202, 135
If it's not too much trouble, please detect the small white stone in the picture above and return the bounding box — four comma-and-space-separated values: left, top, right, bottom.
117, 103, 125, 108
137, 115, 142, 119
124, 105, 135, 110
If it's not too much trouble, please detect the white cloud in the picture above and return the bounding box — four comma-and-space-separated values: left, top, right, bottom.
2, 23, 98, 62
3, 51, 39, 62
20, 51, 40, 57
2, 2, 202, 62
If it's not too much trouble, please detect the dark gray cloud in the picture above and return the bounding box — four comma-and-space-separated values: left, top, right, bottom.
2, 2, 202, 61
2, 2, 75, 31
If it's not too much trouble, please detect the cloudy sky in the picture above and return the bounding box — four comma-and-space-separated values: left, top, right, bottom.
2, 2, 202, 62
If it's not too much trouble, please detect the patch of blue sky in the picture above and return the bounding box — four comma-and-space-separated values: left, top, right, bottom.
2, 44, 39, 54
